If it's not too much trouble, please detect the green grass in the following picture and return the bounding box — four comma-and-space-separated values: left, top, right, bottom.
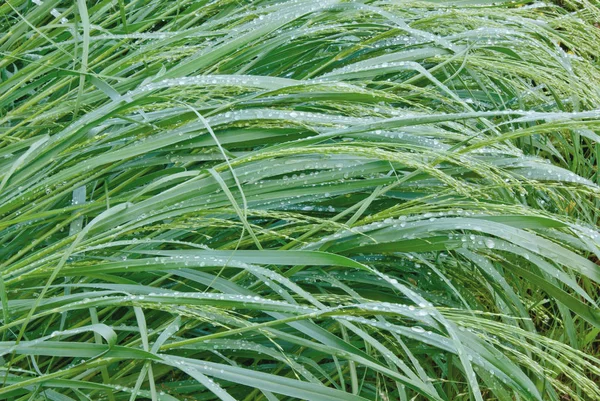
1, 0, 600, 400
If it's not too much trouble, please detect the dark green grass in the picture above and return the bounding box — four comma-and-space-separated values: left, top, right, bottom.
1, 0, 600, 400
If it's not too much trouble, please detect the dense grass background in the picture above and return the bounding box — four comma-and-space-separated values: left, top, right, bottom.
1, 0, 600, 400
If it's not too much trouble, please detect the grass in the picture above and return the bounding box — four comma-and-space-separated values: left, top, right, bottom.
1, 0, 600, 400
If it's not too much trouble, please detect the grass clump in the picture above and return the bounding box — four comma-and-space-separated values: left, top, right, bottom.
1, 0, 600, 400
